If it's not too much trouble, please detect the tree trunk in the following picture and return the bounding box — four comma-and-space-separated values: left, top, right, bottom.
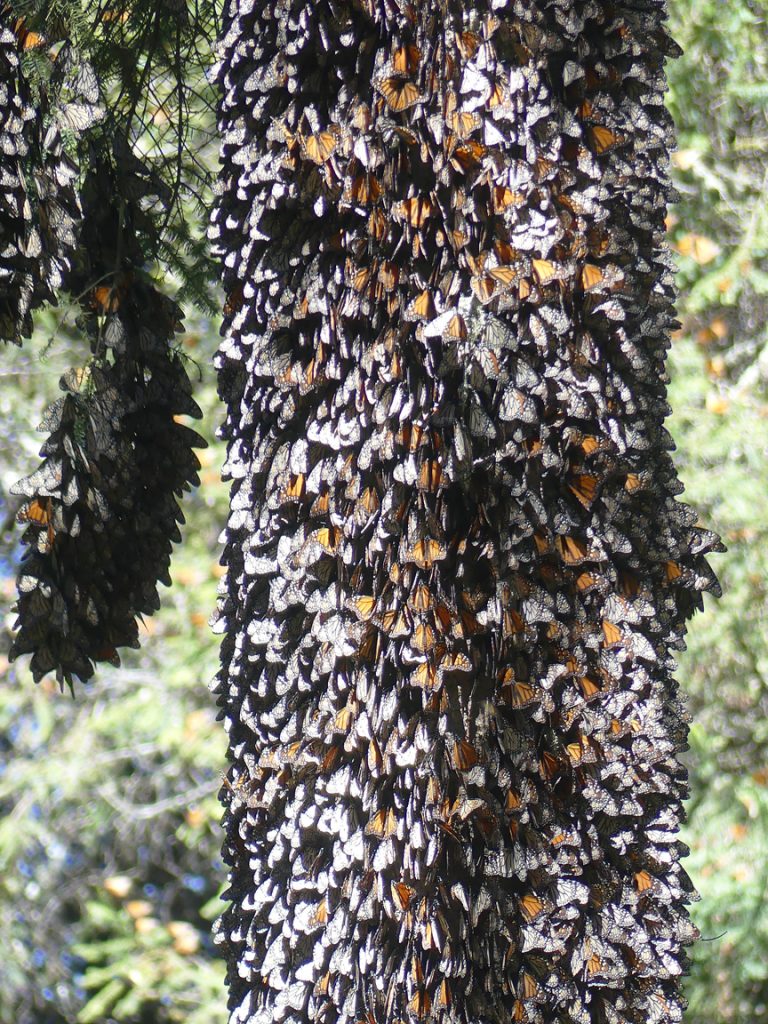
211, 1, 721, 1022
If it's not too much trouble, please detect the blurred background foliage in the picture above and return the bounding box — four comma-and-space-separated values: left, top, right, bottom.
0, 0, 766, 1020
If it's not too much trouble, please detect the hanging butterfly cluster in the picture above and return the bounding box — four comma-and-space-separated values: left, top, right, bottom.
0, 18, 37, 343
1, 4, 208, 685
9, 153, 205, 685
211, 0, 720, 1022
0, 14, 80, 345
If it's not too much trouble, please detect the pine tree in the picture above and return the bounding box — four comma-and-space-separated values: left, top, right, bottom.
210, 1, 721, 1023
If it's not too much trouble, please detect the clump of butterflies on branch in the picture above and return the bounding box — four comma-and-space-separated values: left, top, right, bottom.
0, 2, 213, 688
209, 0, 723, 1022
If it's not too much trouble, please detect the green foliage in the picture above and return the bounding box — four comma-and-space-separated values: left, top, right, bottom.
0, 310, 229, 1024
666, 0, 768, 1021
667, 332, 768, 1022
667, 0, 768, 381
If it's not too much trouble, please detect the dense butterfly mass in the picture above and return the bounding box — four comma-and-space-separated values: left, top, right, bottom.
210, 0, 722, 1022
9, 153, 205, 686
1, 4, 207, 685
0, 15, 80, 345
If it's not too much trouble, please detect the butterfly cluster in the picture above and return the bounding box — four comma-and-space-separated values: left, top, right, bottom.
10, 155, 205, 686
2, 8, 207, 685
0, 15, 81, 345
210, 0, 721, 1022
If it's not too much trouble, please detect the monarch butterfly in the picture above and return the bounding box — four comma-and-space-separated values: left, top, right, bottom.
378, 261, 399, 291
587, 952, 602, 975
398, 422, 424, 451
366, 807, 397, 838
320, 745, 341, 774
531, 259, 563, 286
485, 265, 520, 292
507, 680, 540, 709
423, 310, 467, 341
281, 473, 305, 502
534, 154, 555, 181
395, 195, 433, 227
540, 751, 561, 780
578, 674, 602, 699
391, 881, 414, 910
487, 83, 508, 114
466, 398, 496, 439
348, 595, 376, 620
93, 645, 120, 667
222, 280, 243, 315
449, 227, 470, 255
415, 459, 442, 493
566, 737, 596, 765
470, 274, 496, 303
499, 386, 537, 424
435, 978, 452, 1010
407, 537, 446, 569
602, 620, 622, 645
412, 622, 435, 652
439, 651, 472, 676
312, 491, 331, 517
555, 535, 589, 564
634, 870, 653, 893
502, 608, 525, 636
446, 109, 481, 139
17, 497, 53, 527
301, 130, 337, 164
618, 571, 641, 598
363, 735, 383, 775
448, 139, 487, 172
345, 173, 382, 205
568, 473, 598, 507
333, 705, 354, 732
559, 188, 599, 218
521, 972, 539, 999
390, 44, 421, 75
411, 661, 438, 691
13, 17, 44, 48
406, 289, 436, 321
408, 584, 432, 613
580, 263, 606, 291
519, 893, 545, 922
455, 29, 480, 59
505, 789, 522, 812
309, 898, 329, 927
376, 76, 422, 112
409, 989, 431, 1019
59, 102, 103, 132
587, 124, 624, 154
493, 185, 525, 211
317, 526, 341, 554
352, 264, 372, 292
373, 608, 409, 638
314, 972, 331, 996
90, 282, 125, 314
453, 739, 479, 770
368, 206, 387, 241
